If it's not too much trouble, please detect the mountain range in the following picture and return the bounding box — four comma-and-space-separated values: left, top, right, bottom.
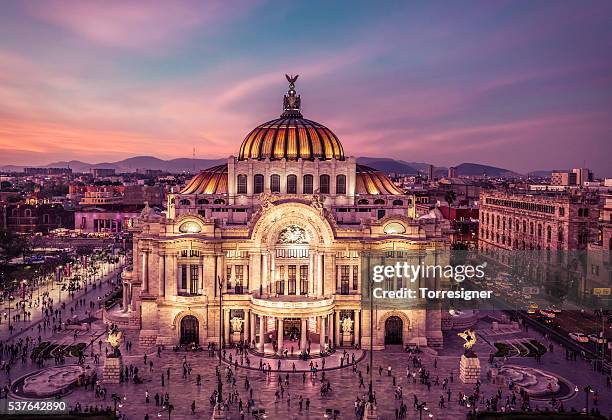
1, 155, 524, 177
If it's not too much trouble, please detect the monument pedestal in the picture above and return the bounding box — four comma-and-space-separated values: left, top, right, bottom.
342, 332, 353, 346
103, 356, 123, 384
211, 404, 226, 419
460, 354, 481, 384
364, 403, 379, 419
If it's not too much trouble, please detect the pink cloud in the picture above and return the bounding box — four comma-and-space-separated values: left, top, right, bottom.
24, 0, 259, 49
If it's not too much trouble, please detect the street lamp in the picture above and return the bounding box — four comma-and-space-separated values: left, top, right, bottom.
416, 402, 428, 420
213, 274, 224, 416
584, 385, 593, 413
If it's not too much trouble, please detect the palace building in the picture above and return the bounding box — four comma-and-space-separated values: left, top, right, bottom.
112, 76, 452, 353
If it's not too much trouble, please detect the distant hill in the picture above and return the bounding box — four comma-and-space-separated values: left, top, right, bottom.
2, 156, 226, 173
357, 157, 418, 175
1, 155, 529, 178
455, 162, 520, 177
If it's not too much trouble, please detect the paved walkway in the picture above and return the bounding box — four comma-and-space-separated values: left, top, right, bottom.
3, 306, 612, 419
0, 259, 124, 342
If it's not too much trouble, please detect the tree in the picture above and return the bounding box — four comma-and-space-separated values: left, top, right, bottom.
444, 190, 457, 205
0, 228, 31, 285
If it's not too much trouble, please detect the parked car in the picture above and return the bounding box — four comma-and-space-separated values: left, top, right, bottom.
588, 333, 608, 344
569, 332, 589, 343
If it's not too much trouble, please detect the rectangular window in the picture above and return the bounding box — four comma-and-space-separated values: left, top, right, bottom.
226, 266, 231, 290
336, 175, 346, 195
235, 265, 244, 294
303, 175, 313, 194
288, 265, 296, 295
181, 264, 187, 290
352, 265, 359, 290
237, 175, 247, 194
319, 175, 330, 194
341, 265, 350, 295
276, 265, 285, 294
287, 175, 297, 194
190, 264, 199, 294
254, 175, 264, 194
271, 174, 280, 193
300, 265, 308, 295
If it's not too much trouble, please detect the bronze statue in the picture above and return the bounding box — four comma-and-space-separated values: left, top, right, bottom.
458, 329, 477, 357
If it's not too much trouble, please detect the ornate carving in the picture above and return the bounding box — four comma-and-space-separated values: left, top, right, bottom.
230, 316, 243, 333
278, 224, 308, 244
341, 317, 354, 334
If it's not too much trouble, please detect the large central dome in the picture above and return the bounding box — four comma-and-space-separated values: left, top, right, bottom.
238, 75, 345, 161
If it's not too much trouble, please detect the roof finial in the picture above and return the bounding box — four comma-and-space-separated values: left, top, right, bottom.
281, 74, 302, 118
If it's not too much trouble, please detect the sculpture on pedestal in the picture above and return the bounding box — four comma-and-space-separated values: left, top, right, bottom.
458, 329, 477, 358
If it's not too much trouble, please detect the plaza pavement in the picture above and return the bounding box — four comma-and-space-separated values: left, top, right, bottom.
3, 294, 612, 419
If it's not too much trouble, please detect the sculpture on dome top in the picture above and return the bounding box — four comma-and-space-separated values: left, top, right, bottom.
282, 74, 302, 117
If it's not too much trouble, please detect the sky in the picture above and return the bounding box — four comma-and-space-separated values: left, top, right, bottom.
0, 0, 611, 176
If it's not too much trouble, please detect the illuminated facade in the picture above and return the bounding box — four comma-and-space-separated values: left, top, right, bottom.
114, 77, 452, 352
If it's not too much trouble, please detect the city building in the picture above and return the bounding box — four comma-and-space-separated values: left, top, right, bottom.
448, 167, 457, 178
4, 203, 74, 234
113, 78, 453, 352
551, 168, 593, 186
91, 168, 116, 178
24, 167, 72, 175
478, 190, 600, 251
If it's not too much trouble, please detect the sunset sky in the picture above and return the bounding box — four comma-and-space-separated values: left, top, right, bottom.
1, 1, 611, 175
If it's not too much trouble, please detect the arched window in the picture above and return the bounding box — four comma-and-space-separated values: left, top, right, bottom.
287, 174, 297, 194
237, 174, 247, 194
374, 199, 385, 205
523, 221, 527, 233
11, 208, 18, 217
24, 209, 32, 217
537, 224, 542, 238
197, 198, 209, 205
357, 199, 369, 205
270, 174, 281, 193
319, 174, 330, 194
213, 198, 225, 205
392, 199, 403, 206
43, 214, 50, 224
547, 225, 552, 242
253, 174, 264, 194
179, 199, 191, 206
335, 175, 346, 195
303, 174, 313, 194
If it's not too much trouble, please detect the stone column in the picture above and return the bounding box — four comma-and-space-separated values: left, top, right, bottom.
244, 310, 250, 343
319, 316, 326, 352
354, 310, 361, 346
309, 252, 315, 295
300, 318, 307, 350
277, 318, 284, 355
142, 251, 149, 293
223, 309, 230, 346
249, 311, 256, 346
158, 255, 165, 297
262, 253, 268, 295
258, 315, 265, 353
317, 253, 324, 296
335, 310, 340, 347
122, 282, 128, 312
128, 285, 133, 312
170, 254, 178, 297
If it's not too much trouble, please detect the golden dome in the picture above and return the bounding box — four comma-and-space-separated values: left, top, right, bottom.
181, 164, 228, 195
356, 165, 403, 195
238, 75, 344, 161
238, 117, 344, 161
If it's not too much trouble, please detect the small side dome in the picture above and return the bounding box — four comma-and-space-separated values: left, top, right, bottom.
181, 164, 228, 195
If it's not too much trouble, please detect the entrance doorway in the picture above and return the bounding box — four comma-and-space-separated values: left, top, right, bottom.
384, 316, 403, 345
180, 315, 199, 344
284, 318, 300, 340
